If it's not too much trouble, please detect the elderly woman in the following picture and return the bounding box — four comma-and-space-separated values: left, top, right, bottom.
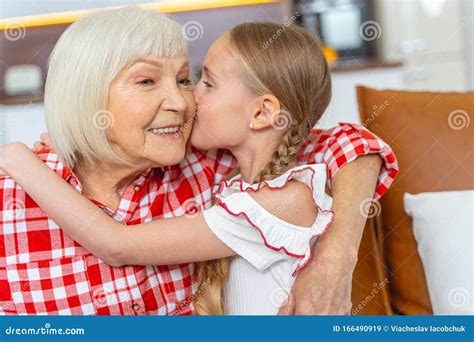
0, 7, 397, 315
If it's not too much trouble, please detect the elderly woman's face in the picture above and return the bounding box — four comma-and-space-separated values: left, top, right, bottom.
106, 55, 195, 168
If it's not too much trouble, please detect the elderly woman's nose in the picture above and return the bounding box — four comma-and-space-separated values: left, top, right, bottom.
162, 85, 187, 113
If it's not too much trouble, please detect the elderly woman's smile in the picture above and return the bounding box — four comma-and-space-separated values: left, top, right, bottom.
148, 126, 181, 135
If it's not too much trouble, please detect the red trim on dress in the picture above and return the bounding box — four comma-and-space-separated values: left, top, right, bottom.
214, 165, 335, 276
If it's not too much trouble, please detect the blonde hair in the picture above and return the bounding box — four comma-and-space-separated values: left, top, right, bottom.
194, 22, 332, 315
44, 6, 188, 168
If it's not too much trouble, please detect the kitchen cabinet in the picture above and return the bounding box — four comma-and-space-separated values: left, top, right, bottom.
375, 0, 471, 91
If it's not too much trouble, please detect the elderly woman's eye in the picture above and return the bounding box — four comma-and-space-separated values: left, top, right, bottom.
138, 79, 155, 85
178, 78, 192, 87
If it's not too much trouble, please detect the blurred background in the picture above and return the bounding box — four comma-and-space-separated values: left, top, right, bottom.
0, 0, 472, 146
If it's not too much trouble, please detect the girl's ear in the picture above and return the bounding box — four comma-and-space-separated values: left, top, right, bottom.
249, 94, 281, 130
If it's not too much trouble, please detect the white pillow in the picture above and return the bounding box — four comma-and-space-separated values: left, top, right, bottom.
404, 190, 474, 315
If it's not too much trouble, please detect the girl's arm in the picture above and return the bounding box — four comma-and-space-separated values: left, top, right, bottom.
0, 143, 234, 266
0, 143, 316, 267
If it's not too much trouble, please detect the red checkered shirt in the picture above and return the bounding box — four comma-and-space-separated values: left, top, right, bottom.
0, 123, 398, 315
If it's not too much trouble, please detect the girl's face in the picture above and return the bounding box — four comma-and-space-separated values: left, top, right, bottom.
191, 35, 256, 151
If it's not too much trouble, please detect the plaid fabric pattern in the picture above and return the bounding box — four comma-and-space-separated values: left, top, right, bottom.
0, 123, 398, 315
298, 123, 398, 200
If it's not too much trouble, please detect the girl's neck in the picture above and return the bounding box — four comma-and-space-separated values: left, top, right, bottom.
230, 137, 282, 183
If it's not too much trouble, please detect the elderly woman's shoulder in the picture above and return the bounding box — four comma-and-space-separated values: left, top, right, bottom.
34, 146, 68, 171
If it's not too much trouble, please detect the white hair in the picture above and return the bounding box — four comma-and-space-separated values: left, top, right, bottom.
44, 6, 188, 168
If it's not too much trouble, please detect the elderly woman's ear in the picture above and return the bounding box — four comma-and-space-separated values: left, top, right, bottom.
33, 132, 52, 152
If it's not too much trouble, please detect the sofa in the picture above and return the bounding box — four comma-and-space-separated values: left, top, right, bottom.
351, 86, 473, 315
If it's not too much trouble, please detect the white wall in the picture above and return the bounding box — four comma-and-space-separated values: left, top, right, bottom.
0, 104, 47, 146
318, 67, 404, 129
462, 0, 474, 90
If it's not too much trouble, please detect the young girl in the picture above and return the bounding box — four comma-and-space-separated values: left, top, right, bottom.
1, 23, 333, 315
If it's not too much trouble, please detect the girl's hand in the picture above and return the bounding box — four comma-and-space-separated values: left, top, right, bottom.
0, 132, 51, 176
0, 142, 31, 176
33, 132, 52, 151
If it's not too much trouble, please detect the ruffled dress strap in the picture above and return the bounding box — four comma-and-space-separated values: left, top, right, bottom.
203, 164, 334, 276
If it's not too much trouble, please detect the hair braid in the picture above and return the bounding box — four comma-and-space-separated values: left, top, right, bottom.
253, 119, 310, 183
193, 258, 229, 315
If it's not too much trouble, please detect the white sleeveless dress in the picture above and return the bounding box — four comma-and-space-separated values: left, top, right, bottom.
202, 164, 334, 315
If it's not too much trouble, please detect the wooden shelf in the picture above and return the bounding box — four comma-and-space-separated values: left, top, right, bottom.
331, 59, 403, 73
